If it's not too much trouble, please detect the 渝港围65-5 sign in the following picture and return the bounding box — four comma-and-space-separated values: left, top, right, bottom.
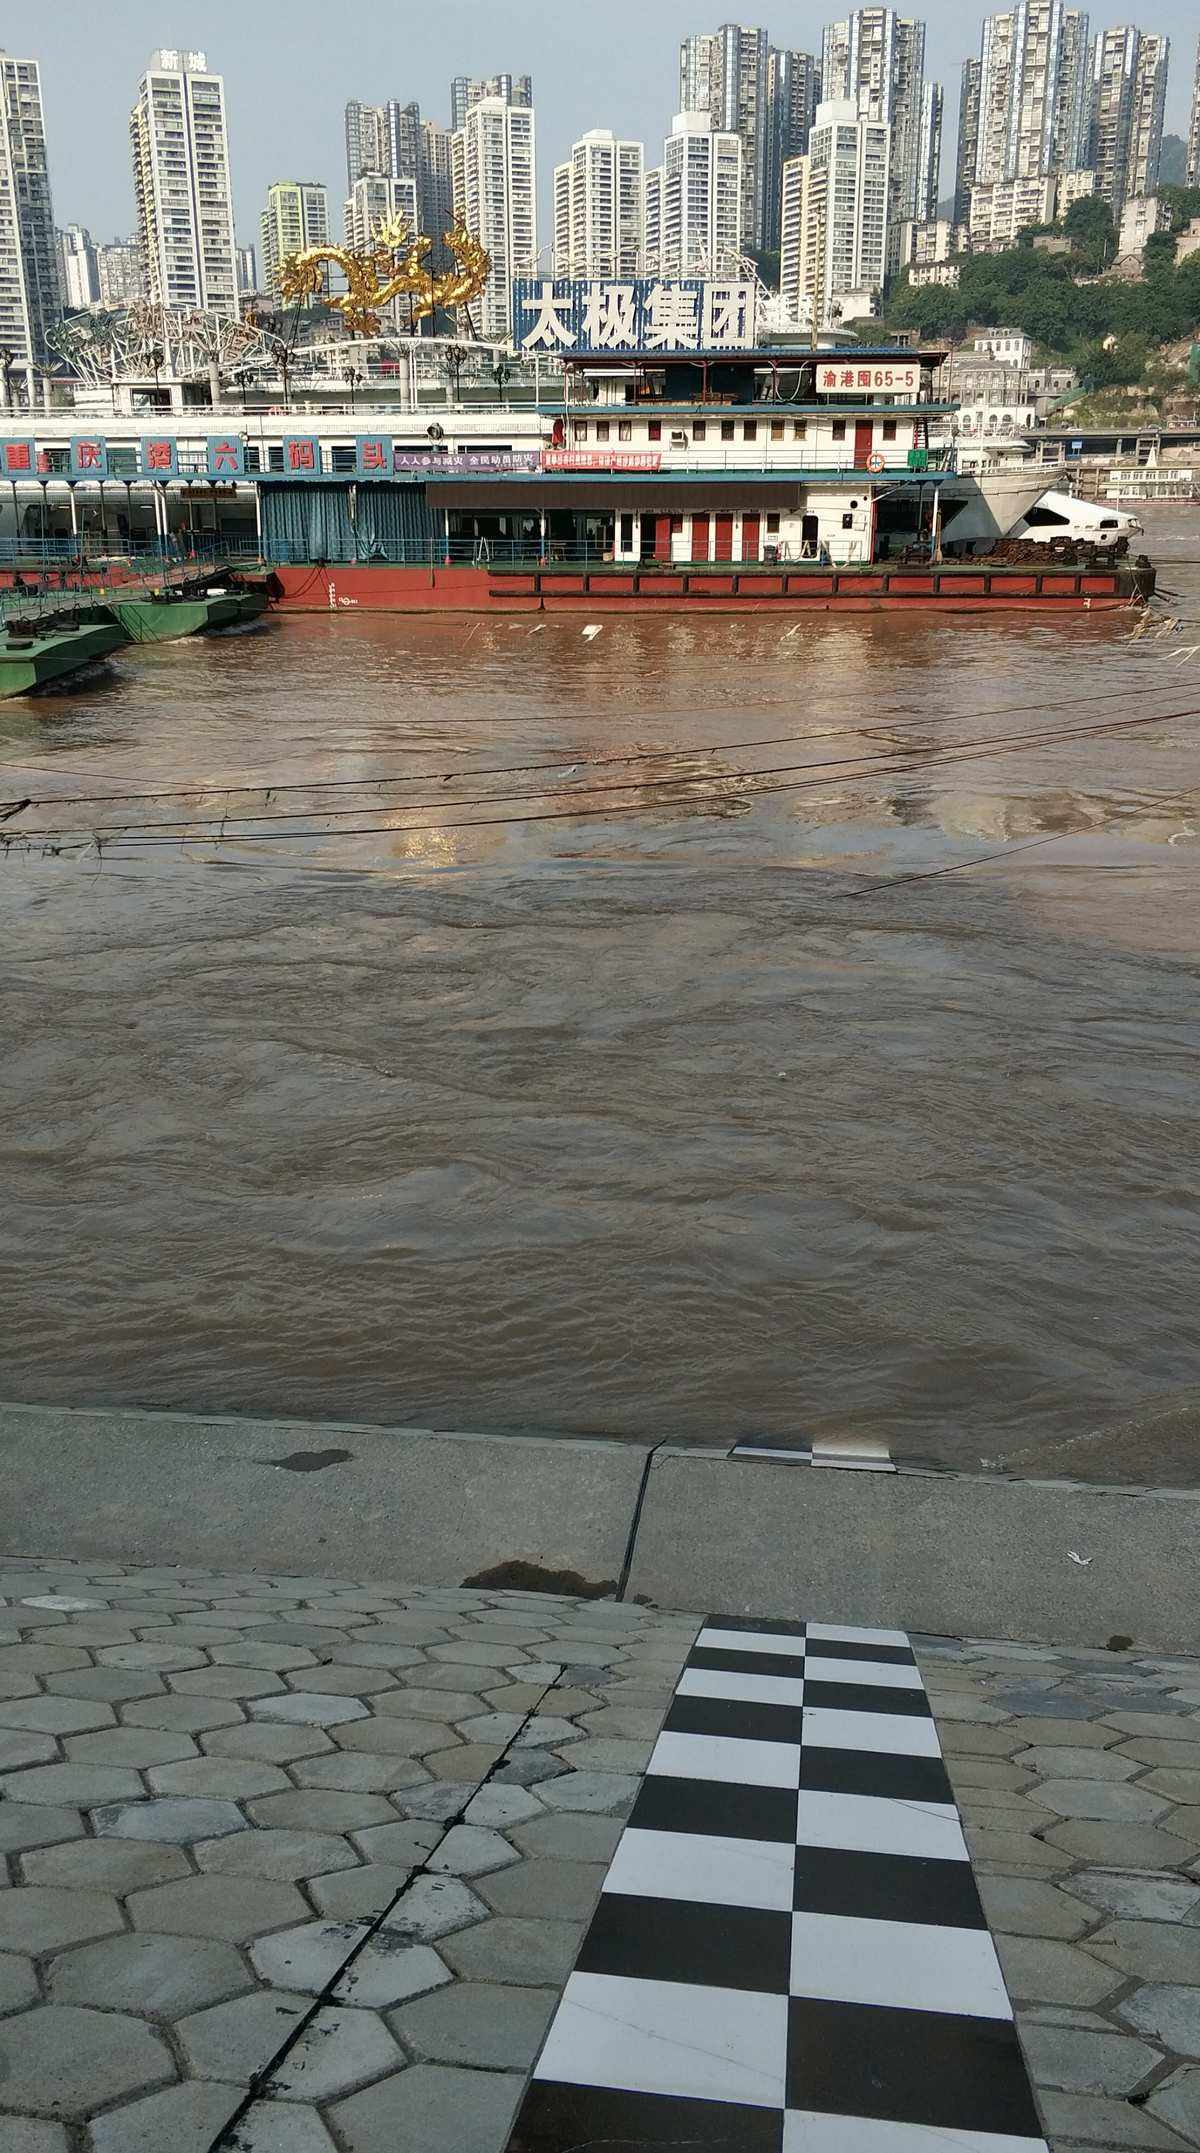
513, 278, 756, 354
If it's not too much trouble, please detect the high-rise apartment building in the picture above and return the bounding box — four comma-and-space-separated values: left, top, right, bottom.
781, 99, 891, 322
130, 50, 237, 318
709, 24, 770, 253
449, 74, 531, 132
552, 130, 644, 277
59, 224, 99, 310
0, 53, 60, 381
1053, 9, 1094, 173
1188, 33, 1200, 185
643, 166, 664, 271
344, 173, 419, 253
954, 58, 983, 221
916, 81, 944, 222
1088, 26, 1169, 213
236, 244, 257, 294
974, 4, 1090, 185
96, 237, 143, 308
345, 100, 390, 187
680, 34, 718, 113
422, 121, 454, 244
260, 181, 330, 297
821, 11, 929, 269
450, 96, 536, 341
658, 110, 742, 276
763, 49, 819, 253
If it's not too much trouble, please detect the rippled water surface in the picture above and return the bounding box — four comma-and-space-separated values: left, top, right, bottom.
3, 513, 1200, 1469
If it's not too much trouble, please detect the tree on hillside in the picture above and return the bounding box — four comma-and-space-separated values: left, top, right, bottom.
1061, 196, 1116, 271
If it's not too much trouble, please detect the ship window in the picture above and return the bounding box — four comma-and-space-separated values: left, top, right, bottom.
882, 419, 897, 441
721, 420, 735, 440
743, 420, 757, 441
618, 419, 632, 440
693, 419, 706, 440
793, 419, 807, 439
766, 511, 780, 532
595, 420, 610, 441
832, 419, 847, 441
648, 419, 662, 441
770, 420, 784, 440
573, 421, 588, 442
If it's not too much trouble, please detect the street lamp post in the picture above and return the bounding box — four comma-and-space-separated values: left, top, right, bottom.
346, 364, 362, 417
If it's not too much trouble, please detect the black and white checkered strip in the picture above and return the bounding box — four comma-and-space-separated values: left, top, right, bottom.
506, 1615, 1048, 2153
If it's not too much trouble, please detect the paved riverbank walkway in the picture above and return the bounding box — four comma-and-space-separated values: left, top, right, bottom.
0, 1557, 1196, 2152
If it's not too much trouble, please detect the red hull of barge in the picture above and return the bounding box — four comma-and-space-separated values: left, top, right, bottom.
265, 560, 1150, 615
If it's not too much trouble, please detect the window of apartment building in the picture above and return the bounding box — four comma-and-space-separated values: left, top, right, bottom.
648, 419, 661, 441
573, 420, 588, 442
618, 419, 632, 441
743, 420, 757, 441
721, 419, 734, 440
832, 419, 846, 441
770, 420, 784, 441
595, 419, 610, 441
882, 419, 897, 441
692, 419, 706, 441
793, 419, 807, 440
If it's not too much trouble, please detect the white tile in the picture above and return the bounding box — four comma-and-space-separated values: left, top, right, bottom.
604, 1827, 795, 1912
812, 1457, 896, 1473
802, 1707, 941, 1758
783, 2112, 1048, 2152
647, 1729, 802, 1790
535, 1970, 788, 2109
811, 1437, 892, 1459
805, 1622, 911, 1648
679, 1665, 807, 1709
804, 1657, 924, 1690
698, 1626, 807, 1660
795, 1789, 968, 1861
790, 1911, 1012, 2019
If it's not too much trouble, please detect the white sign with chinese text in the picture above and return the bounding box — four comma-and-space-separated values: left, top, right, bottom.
513, 278, 757, 354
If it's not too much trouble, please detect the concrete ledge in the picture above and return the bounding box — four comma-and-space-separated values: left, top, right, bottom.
0, 1403, 646, 1586
628, 1451, 1200, 1648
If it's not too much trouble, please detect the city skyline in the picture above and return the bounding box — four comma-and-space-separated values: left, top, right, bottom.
20, 1, 1198, 255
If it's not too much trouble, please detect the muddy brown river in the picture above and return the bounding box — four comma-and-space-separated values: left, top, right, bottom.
3, 513, 1200, 1476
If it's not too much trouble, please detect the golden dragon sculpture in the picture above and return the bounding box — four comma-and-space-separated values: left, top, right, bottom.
278, 216, 490, 337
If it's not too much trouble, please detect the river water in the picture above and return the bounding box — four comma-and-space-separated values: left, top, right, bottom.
3, 515, 1199, 1475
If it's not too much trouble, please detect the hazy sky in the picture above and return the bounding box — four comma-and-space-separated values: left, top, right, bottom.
31, 0, 1200, 251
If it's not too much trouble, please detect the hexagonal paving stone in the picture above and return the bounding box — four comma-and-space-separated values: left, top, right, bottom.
264, 2001, 403, 2102
441, 1915, 582, 1986
96, 1645, 207, 1672
290, 1752, 428, 1794
0, 1887, 122, 1955
1088, 1921, 1200, 1985
376, 1688, 480, 1723
0, 1952, 37, 2013
167, 1666, 286, 1700
1147, 2065, 1200, 2149
389, 1979, 557, 2070
127, 1874, 309, 1942
1016, 1746, 1142, 1781
350, 1821, 444, 1869
87, 2079, 244, 2153
145, 1754, 291, 1800
510, 1812, 624, 1863
121, 1695, 245, 1734
0, 2118, 69, 2152
48, 1928, 252, 2016
995, 1935, 1123, 2007
0, 1698, 115, 1736
4, 1764, 148, 1807
0, 1804, 83, 1856
0, 2004, 174, 2118
251, 1920, 453, 2009
0, 1732, 59, 1771
1119, 1984, 1200, 2055
42, 1668, 165, 1703
1028, 1780, 1171, 1822
245, 1790, 397, 1834
203, 1724, 332, 1765
208, 2102, 337, 2151
480, 1858, 607, 1921
307, 1865, 415, 1923
1020, 2023, 1163, 2096
977, 1876, 1093, 1941
178, 1987, 311, 2082
1068, 1871, 1200, 1923
426, 1825, 521, 1879
537, 1771, 640, 1814
195, 1829, 361, 1883
287, 1665, 399, 1696
92, 1797, 248, 1845
1045, 1822, 1195, 1868
336, 1718, 450, 1758
63, 1728, 198, 1769
329, 2061, 524, 2153
250, 1693, 369, 1727
20, 1838, 190, 1892
383, 1875, 487, 1943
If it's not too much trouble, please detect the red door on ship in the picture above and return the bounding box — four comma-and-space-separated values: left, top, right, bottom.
653, 515, 672, 560
740, 513, 761, 562
692, 512, 710, 561
854, 419, 874, 468
714, 514, 734, 560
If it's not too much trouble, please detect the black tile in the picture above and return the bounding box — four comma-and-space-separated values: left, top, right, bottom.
578, 1891, 792, 1994
688, 1646, 808, 1680
507, 2081, 784, 2152
800, 1746, 955, 1806
807, 1637, 916, 1668
803, 1679, 931, 1718
704, 1614, 808, 1640
665, 1693, 806, 1746
793, 1846, 985, 1929
786, 1997, 1043, 2137
631, 1772, 798, 1844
